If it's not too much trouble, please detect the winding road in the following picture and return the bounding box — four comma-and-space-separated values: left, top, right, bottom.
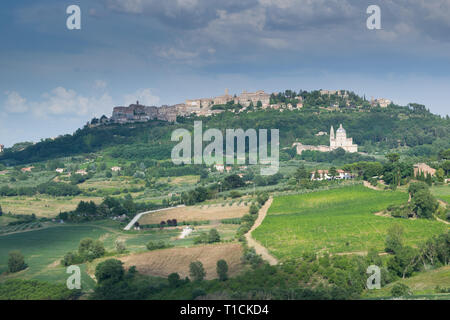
245, 198, 278, 265
124, 205, 185, 231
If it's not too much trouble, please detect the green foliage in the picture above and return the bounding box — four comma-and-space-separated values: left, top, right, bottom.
168, 273, 181, 288
115, 240, 127, 254
385, 224, 404, 254
216, 259, 229, 281
241, 247, 263, 269
300, 149, 375, 164
7, 251, 27, 273
95, 259, 125, 284
189, 261, 206, 281
254, 186, 445, 257
208, 229, 221, 243
412, 189, 439, 219
146, 240, 173, 251
391, 283, 411, 297
61, 238, 105, 266
194, 229, 221, 244
249, 203, 260, 215
0, 279, 79, 300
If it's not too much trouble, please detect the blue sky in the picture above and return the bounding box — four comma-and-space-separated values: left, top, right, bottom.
1, 0, 450, 147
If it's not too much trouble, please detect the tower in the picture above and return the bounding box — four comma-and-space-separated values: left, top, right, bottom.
330, 125, 335, 147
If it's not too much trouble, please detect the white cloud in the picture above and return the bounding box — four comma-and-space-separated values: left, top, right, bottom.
2, 87, 114, 118
94, 80, 108, 89
4, 91, 28, 113
123, 88, 160, 106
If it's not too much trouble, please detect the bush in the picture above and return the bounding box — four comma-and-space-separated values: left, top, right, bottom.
7, 251, 27, 273
168, 273, 181, 288
391, 283, 411, 297
189, 261, 206, 281
216, 259, 228, 281
78, 238, 105, 261
146, 240, 172, 251
249, 203, 260, 215
208, 229, 221, 243
191, 288, 206, 299
115, 240, 127, 254
95, 259, 125, 284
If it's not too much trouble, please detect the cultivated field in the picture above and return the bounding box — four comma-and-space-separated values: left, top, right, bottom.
138, 203, 249, 224
0, 195, 103, 218
120, 243, 244, 280
253, 185, 448, 259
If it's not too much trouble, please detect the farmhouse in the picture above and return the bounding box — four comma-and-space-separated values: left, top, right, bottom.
413, 163, 436, 177
293, 124, 358, 155
111, 166, 121, 172
55, 168, 64, 173
310, 169, 353, 181
21, 166, 34, 173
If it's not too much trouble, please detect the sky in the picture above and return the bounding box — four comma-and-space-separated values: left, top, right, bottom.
1, 0, 450, 147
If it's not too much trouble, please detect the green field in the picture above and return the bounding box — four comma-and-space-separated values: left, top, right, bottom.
0, 220, 239, 291
253, 185, 448, 259
431, 184, 450, 204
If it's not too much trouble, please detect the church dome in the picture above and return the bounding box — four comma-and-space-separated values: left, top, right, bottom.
336, 124, 346, 134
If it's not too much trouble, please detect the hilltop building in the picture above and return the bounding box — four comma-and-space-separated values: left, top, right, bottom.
0, 144, 4, 153
413, 163, 436, 177
293, 124, 358, 155
111, 101, 178, 123
370, 98, 392, 108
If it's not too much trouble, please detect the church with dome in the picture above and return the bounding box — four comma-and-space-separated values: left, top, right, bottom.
293, 124, 358, 155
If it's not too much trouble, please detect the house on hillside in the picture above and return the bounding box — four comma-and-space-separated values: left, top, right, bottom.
311, 169, 353, 181
111, 166, 121, 172
75, 169, 88, 176
413, 163, 436, 177
21, 166, 34, 173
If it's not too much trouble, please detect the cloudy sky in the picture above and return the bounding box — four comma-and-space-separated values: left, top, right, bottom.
1, 0, 450, 146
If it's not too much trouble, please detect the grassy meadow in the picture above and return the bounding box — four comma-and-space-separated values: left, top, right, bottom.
431, 184, 450, 204
253, 185, 448, 259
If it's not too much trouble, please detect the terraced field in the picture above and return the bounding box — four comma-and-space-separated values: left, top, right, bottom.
253, 185, 448, 259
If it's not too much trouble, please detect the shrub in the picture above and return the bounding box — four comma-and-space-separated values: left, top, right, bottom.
216, 259, 228, 281
168, 273, 181, 288
208, 229, 221, 243
7, 251, 27, 273
146, 240, 172, 251
189, 261, 206, 282
95, 259, 125, 284
391, 283, 411, 297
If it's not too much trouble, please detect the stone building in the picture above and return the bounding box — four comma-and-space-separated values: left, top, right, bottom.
235, 90, 270, 107
413, 163, 436, 177
293, 124, 358, 155
370, 98, 392, 108
111, 101, 178, 123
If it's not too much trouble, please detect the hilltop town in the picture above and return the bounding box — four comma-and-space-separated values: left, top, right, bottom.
88, 89, 393, 126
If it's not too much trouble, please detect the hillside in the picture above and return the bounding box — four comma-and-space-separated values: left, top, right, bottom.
1, 94, 449, 166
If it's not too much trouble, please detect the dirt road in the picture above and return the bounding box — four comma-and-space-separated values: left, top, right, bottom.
245, 198, 278, 266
